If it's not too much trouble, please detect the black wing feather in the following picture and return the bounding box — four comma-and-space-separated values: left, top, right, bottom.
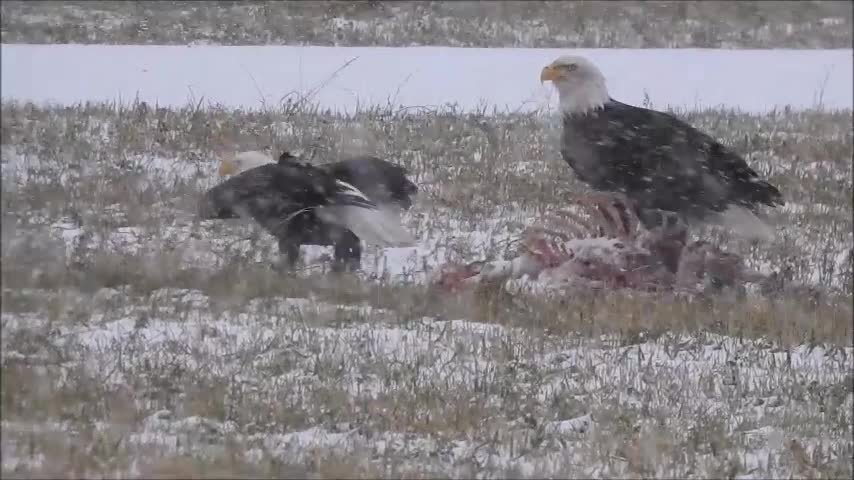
278, 152, 418, 210
320, 156, 418, 210
561, 100, 783, 221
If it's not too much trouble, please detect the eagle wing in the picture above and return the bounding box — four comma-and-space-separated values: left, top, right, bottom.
562, 101, 782, 217
321, 156, 418, 209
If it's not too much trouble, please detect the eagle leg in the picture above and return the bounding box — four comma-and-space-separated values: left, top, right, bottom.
332, 230, 362, 273
277, 237, 301, 270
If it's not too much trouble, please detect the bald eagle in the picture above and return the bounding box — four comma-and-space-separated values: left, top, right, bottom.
203, 150, 417, 272
540, 55, 784, 240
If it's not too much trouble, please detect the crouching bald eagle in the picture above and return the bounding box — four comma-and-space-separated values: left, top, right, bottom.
540, 55, 784, 240
202, 150, 418, 272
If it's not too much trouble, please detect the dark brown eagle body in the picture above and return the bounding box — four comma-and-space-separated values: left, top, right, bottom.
200, 152, 418, 272
560, 99, 784, 229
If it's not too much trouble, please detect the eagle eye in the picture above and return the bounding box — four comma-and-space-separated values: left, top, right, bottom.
566, 64, 578, 72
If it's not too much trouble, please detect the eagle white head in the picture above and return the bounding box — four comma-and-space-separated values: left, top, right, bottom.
541, 55, 610, 115
217, 150, 276, 177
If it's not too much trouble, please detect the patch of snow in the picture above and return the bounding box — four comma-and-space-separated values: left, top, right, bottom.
819, 17, 845, 26
2, 45, 851, 114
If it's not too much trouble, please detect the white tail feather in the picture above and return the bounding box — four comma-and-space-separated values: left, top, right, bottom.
711, 205, 776, 242
317, 205, 415, 247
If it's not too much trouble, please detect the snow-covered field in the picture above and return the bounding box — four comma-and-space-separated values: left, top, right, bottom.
1, 40, 853, 480
3, 287, 852, 478
2, 45, 852, 114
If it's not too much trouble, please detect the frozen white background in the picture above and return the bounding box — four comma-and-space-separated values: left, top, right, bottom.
2, 44, 852, 113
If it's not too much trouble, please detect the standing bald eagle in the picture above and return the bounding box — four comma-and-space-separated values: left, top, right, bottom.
540, 55, 784, 240
205, 150, 417, 272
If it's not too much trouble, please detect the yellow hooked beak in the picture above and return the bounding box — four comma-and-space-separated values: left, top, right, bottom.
218, 158, 237, 177
540, 64, 563, 83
